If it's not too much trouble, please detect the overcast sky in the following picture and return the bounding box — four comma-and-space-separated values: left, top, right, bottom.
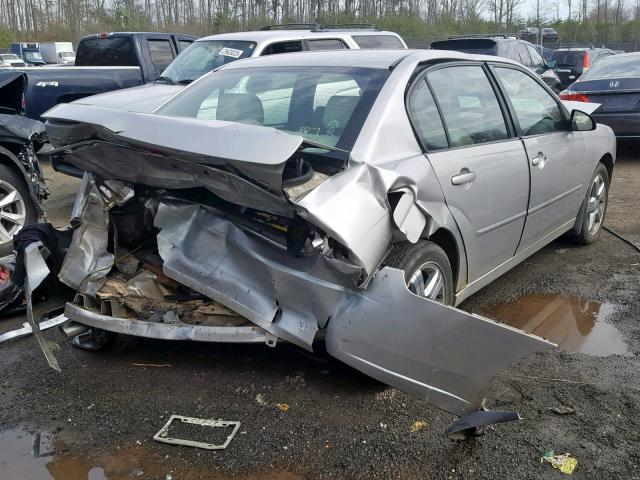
521, 0, 570, 22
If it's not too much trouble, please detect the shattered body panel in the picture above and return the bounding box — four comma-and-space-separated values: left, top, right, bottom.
41, 50, 581, 416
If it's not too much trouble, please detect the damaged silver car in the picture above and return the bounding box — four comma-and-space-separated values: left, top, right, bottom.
41, 50, 615, 419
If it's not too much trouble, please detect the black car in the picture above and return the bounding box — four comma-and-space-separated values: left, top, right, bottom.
541, 28, 559, 42
553, 47, 617, 89
560, 52, 640, 138
431, 36, 562, 91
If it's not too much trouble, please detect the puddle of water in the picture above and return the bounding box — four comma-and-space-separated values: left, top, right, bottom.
0, 426, 306, 480
478, 294, 629, 356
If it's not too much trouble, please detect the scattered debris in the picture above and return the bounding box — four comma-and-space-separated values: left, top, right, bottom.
129, 467, 144, 477
541, 451, 578, 475
548, 405, 576, 415
410, 421, 426, 432
0, 313, 67, 344
446, 410, 522, 440
275, 403, 289, 412
255, 394, 267, 406
153, 415, 241, 450
131, 363, 172, 368
603, 226, 640, 252
32, 431, 62, 457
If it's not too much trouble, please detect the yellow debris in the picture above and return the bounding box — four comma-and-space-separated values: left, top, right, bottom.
275, 403, 289, 412
542, 452, 578, 475
410, 420, 426, 432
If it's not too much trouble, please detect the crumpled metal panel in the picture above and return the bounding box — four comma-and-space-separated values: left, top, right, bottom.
58, 173, 133, 295
325, 267, 555, 416
154, 200, 357, 350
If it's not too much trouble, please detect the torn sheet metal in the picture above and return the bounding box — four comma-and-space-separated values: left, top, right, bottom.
0, 314, 68, 344
59, 173, 133, 295
445, 410, 522, 440
153, 415, 241, 450
561, 100, 601, 115
44, 102, 305, 195
65, 302, 273, 344
325, 268, 555, 416
24, 242, 61, 371
154, 200, 356, 350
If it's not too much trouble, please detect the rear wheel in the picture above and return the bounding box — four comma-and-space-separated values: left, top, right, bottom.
0, 164, 37, 256
575, 163, 609, 245
385, 240, 454, 305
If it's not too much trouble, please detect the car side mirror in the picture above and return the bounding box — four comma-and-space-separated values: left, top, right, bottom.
570, 109, 596, 131
547, 59, 557, 69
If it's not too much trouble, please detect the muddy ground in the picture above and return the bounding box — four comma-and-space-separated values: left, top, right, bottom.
1, 145, 639, 480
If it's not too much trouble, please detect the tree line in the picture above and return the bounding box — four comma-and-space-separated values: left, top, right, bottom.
1, 0, 640, 48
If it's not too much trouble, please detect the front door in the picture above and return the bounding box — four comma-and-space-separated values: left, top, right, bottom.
491, 65, 590, 252
408, 63, 530, 282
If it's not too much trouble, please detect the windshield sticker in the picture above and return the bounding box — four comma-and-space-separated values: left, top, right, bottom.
219, 47, 244, 58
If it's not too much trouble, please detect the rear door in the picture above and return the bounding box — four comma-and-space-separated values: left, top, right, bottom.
408, 62, 530, 282
491, 65, 590, 251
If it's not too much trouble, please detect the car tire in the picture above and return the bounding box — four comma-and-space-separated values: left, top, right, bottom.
575, 162, 609, 245
384, 240, 454, 305
0, 164, 37, 257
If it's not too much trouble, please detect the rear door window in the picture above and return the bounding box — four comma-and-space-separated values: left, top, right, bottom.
527, 45, 546, 70
407, 79, 448, 150
179, 39, 194, 52
427, 65, 509, 147
261, 41, 304, 55
518, 44, 533, 67
352, 35, 404, 49
148, 39, 175, 69
307, 39, 347, 51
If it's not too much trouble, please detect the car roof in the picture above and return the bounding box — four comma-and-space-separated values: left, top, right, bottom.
217, 48, 520, 71
555, 47, 610, 51
196, 29, 402, 43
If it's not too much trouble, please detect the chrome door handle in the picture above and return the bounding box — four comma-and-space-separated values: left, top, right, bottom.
451, 170, 477, 185
531, 151, 548, 167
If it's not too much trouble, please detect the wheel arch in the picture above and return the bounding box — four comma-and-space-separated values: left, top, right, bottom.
600, 153, 614, 184
424, 227, 464, 294
0, 143, 41, 210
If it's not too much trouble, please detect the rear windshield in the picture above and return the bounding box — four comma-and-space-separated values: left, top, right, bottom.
76, 37, 138, 66
161, 40, 256, 84
352, 35, 404, 49
553, 51, 584, 67
581, 54, 640, 80
431, 39, 497, 56
156, 66, 389, 150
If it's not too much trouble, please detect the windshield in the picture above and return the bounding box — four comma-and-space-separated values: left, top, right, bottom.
24, 51, 43, 61
156, 66, 389, 150
581, 55, 640, 80
2, 55, 21, 61
161, 40, 256, 84
553, 51, 584, 67
60, 51, 75, 58
431, 39, 497, 56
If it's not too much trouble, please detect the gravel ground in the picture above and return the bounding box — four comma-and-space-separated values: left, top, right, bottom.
0, 147, 639, 480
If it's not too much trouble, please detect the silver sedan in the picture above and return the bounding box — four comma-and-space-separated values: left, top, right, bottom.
43, 49, 616, 419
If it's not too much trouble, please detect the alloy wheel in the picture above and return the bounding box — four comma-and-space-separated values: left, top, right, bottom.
586, 172, 607, 235
407, 261, 447, 302
0, 180, 26, 243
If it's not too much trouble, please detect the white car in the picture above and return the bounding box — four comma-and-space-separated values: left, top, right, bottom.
0, 54, 27, 69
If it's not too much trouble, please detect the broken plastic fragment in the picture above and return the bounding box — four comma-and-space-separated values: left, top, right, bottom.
541, 451, 578, 475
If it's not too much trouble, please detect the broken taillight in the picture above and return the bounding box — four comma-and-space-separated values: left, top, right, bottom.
559, 92, 590, 102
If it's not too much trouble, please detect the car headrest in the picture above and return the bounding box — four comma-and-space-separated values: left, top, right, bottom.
322, 96, 359, 130
217, 93, 264, 124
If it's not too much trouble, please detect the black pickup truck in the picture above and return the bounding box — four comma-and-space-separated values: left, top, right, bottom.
0, 32, 197, 120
